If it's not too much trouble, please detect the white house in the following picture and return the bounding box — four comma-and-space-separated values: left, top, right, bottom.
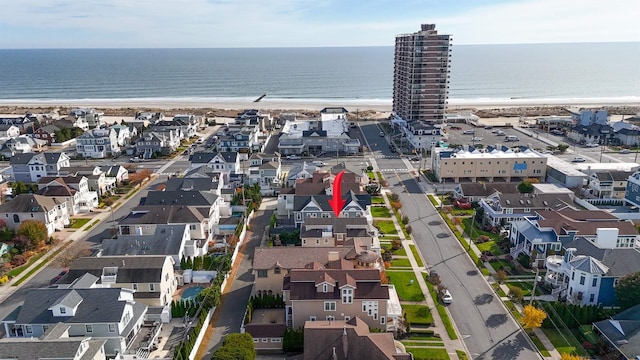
76, 128, 120, 159
10, 152, 71, 183
0, 194, 70, 235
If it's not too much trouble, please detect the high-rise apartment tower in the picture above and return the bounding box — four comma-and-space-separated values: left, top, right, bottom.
393, 24, 452, 123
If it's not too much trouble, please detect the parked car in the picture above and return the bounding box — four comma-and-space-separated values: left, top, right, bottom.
442, 289, 453, 304
409, 156, 420, 161
312, 160, 326, 167
495, 130, 506, 136
585, 143, 599, 148
472, 137, 483, 142
286, 154, 301, 160
572, 157, 586, 162
50, 269, 69, 285
129, 157, 143, 163
484, 126, 493, 130
620, 149, 631, 154
453, 199, 472, 209
463, 130, 475, 135
379, 131, 385, 137
504, 135, 520, 142
450, 126, 462, 130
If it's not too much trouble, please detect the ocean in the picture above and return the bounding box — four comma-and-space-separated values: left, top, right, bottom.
0, 43, 638, 106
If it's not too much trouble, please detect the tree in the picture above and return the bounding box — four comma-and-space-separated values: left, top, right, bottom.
494, 269, 508, 284
615, 271, 640, 310
17, 220, 48, 250
212, 333, 255, 360
508, 285, 524, 303
517, 181, 534, 193
557, 144, 569, 153
522, 305, 547, 331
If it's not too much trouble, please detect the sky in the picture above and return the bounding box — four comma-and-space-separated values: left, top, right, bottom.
0, 0, 639, 48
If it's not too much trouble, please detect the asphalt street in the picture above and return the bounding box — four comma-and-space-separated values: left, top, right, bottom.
359, 122, 541, 360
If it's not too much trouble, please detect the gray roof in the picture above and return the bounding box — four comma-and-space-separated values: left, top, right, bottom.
53, 290, 83, 308
0, 338, 106, 360
118, 205, 207, 226
497, 193, 574, 210
143, 190, 218, 206
511, 220, 558, 244
98, 165, 125, 177
165, 177, 218, 192
592, 304, 640, 359
60, 256, 169, 285
458, 182, 520, 197
303, 217, 369, 233
101, 225, 187, 257
568, 255, 608, 275
13, 287, 136, 325
293, 192, 371, 212
253, 247, 355, 270
564, 237, 640, 277
0, 194, 60, 213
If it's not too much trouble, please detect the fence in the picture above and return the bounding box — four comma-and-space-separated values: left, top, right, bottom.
187, 308, 215, 360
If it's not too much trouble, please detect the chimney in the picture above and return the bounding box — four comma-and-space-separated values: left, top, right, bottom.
328, 251, 339, 262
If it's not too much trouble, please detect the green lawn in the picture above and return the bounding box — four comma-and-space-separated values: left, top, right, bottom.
507, 281, 537, 296
372, 206, 392, 218
476, 240, 503, 255
407, 347, 449, 360
461, 218, 500, 242
456, 350, 469, 360
491, 283, 508, 297
393, 247, 407, 256
489, 259, 514, 272
7, 252, 47, 278
406, 334, 442, 341
372, 196, 385, 204
542, 328, 588, 356
425, 282, 458, 340
391, 258, 412, 267
402, 341, 444, 347
367, 171, 375, 180
70, 218, 91, 229
387, 271, 425, 301
374, 220, 398, 235
409, 244, 424, 267
528, 332, 551, 357
403, 304, 434, 326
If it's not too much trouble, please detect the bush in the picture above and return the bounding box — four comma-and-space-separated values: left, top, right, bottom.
391, 239, 403, 250
283, 328, 304, 352
389, 193, 400, 202
10, 255, 27, 267
508, 285, 524, 303
401, 215, 409, 225
405, 225, 412, 235
476, 235, 491, 243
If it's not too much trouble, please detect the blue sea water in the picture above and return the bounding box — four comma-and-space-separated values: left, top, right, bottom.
0, 43, 638, 105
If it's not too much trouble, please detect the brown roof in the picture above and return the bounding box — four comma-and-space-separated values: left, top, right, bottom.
459, 182, 520, 197
304, 317, 411, 360
252, 247, 354, 270
245, 323, 286, 338
288, 268, 388, 301
537, 210, 637, 235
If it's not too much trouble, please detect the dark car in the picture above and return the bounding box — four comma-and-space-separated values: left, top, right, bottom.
50, 269, 69, 285
450, 126, 462, 130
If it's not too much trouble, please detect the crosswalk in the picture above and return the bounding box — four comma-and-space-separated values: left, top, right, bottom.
372, 155, 401, 159
378, 168, 413, 173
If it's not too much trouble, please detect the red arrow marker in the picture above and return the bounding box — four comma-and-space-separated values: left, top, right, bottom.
328, 170, 346, 217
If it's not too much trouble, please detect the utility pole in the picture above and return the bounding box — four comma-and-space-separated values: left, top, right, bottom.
530, 267, 540, 305
467, 209, 476, 251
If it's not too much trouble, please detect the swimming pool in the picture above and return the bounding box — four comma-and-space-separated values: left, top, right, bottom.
181, 286, 204, 301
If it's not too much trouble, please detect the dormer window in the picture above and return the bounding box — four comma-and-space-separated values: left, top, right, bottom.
60, 307, 66, 314
274, 267, 281, 274
322, 284, 328, 293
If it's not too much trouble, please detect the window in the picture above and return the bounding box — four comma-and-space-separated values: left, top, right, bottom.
592, 278, 597, 287
13, 214, 19, 223
579, 275, 585, 285
132, 284, 138, 291
309, 316, 316, 321
25, 325, 33, 334
189, 224, 197, 230
257, 270, 268, 278
60, 307, 66, 314
380, 316, 386, 324
571, 272, 575, 280
342, 288, 353, 304
261, 338, 268, 343
324, 301, 336, 311
108, 324, 116, 333
274, 267, 281, 274
344, 316, 350, 321
322, 284, 328, 293
149, 283, 155, 291
270, 338, 282, 343
589, 294, 595, 303
85, 324, 93, 333
326, 315, 335, 321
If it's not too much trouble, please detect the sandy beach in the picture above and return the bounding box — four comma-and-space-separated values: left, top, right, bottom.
0, 97, 639, 119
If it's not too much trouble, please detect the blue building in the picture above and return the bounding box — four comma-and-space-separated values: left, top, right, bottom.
624, 171, 640, 207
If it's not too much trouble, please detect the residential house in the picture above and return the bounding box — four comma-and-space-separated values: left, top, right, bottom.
235, 109, 273, 133
0, 124, 21, 139
135, 130, 180, 158
58, 255, 177, 308
32, 125, 60, 145
118, 205, 213, 250
61, 165, 110, 195
52, 117, 89, 132
37, 176, 99, 214
10, 152, 70, 183
571, 109, 609, 126
399, 119, 445, 150
1, 286, 147, 358
285, 265, 397, 330
76, 128, 120, 159
150, 117, 197, 139
189, 151, 240, 174
592, 304, 640, 360
165, 175, 224, 195
0, 116, 34, 134
70, 108, 104, 128
292, 192, 372, 227
613, 126, 640, 147
452, 182, 520, 202
108, 124, 132, 147
510, 209, 638, 267
566, 123, 616, 146
278, 115, 359, 156
135, 112, 164, 122
0, 136, 48, 157
215, 125, 256, 153
545, 239, 640, 306
100, 224, 191, 264
301, 217, 380, 252
98, 165, 129, 186
286, 162, 317, 187
0, 336, 107, 360
0, 194, 70, 235
625, 171, 640, 208
480, 192, 575, 227
247, 153, 282, 195
588, 171, 633, 199
303, 318, 412, 360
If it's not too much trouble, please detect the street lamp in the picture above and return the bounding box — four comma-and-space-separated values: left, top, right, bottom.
466, 209, 476, 251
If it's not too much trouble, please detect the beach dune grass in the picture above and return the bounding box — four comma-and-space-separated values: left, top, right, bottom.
387, 271, 425, 301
